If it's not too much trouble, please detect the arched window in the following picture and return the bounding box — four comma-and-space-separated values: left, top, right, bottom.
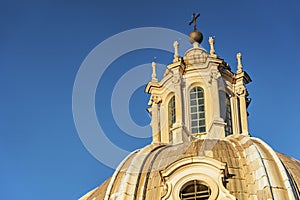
168, 95, 176, 142
179, 180, 211, 200
190, 87, 206, 134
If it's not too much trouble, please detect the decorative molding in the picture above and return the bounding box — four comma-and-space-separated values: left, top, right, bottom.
161, 157, 236, 200
209, 69, 221, 84
172, 74, 181, 85
211, 70, 221, 80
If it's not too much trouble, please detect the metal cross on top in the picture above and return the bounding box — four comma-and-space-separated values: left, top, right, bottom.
189, 13, 200, 31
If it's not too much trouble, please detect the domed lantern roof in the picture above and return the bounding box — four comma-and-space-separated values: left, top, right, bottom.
80, 14, 300, 200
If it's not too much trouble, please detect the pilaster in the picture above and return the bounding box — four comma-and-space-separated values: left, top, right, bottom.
234, 70, 252, 135
148, 95, 162, 143
208, 69, 226, 138
236, 86, 249, 135
168, 61, 185, 144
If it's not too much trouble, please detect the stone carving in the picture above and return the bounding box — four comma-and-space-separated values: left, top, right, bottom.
148, 95, 162, 106
236, 53, 243, 73
209, 36, 216, 57
211, 70, 221, 80
236, 86, 246, 96
151, 61, 158, 82
173, 41, 179, 62
172, 74, 180, 85
209, 70, 221, 84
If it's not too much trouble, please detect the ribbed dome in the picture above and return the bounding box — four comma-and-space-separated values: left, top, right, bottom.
81, 135, 300, 200
80, 19, 299, 200
183, 47, 209, 66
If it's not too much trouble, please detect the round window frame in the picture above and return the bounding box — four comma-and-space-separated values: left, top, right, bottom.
174, 173, 218, 200
179, 179, 211, 200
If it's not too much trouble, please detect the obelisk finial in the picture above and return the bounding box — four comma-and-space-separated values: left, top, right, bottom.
151, 61, 158, 82
173, 41, 179, 62
209, 36, 216, 57
236, 53, 243, 73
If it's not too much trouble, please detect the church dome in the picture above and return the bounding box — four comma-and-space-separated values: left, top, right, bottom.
80, 15, 300, 200
81, 135, 300, 200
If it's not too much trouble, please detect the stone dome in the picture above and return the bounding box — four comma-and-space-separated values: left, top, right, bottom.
80, 19, 300, 200
80, 135, 300, 200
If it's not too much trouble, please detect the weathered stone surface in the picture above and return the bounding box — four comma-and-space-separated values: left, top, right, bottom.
80, 136, 300, 200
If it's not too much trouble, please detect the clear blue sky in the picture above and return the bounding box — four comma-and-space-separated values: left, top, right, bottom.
1, 0, 299, 199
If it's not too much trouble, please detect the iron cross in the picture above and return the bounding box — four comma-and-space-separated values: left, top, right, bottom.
189, 13, 200, 31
